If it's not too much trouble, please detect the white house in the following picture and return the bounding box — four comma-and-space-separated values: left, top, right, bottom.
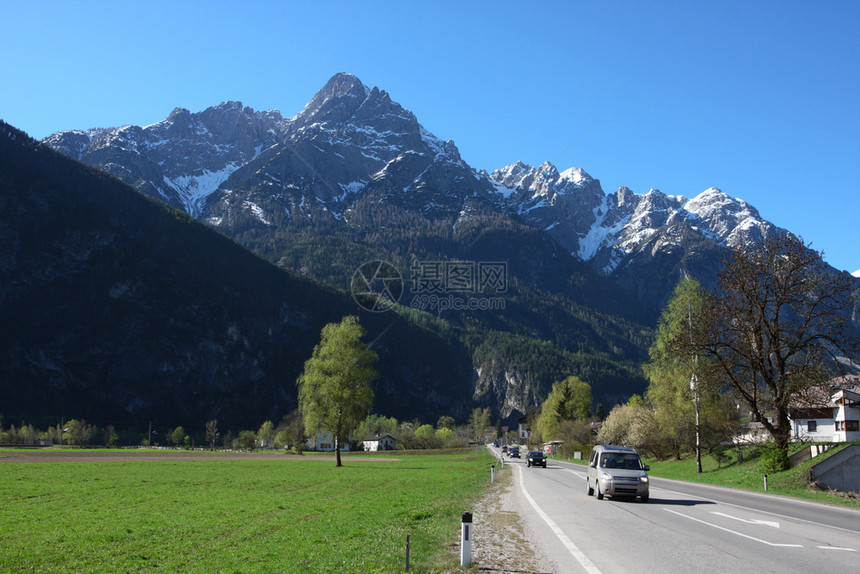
515, 416, 530, 442
362, 434, 396, 451
735, 420, 774, 445
789, 376, 860, 443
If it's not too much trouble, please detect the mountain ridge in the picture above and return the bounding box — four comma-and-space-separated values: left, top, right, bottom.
43, 74, 789, 304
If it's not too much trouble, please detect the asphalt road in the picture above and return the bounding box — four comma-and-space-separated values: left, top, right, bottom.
493, 448, 859, 574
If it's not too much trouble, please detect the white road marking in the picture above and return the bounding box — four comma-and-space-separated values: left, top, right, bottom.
817, 546, 856, 552
665, 509, 802, 547
516, 465, 603, 574
711, 511, 780, 529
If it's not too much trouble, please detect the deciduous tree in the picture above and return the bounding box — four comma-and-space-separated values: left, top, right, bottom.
691, 235, 858, 457
536, 376, 592, 442
257, 420, 274, 448
468, 407, 491, 443
297, 316, 378, 467
205, 419, 219, 451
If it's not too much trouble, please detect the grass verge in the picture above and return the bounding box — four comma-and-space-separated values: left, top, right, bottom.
0, 449, 495, 573
643, 443, 860, 508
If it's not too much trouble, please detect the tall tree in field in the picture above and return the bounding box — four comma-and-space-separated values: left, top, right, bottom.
691, 235, 858, 458
537, 376, 592, 442
298, 315, 378, 467
205, 419, 219, 451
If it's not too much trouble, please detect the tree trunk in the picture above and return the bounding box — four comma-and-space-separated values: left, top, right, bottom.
335, 434, 342, 467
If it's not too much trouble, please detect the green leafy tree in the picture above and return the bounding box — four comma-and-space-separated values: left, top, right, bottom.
643, 279, 704, 460
436, 416, 456, 430
557, 419, 592, 458
537, 376, 593, 442
468, 407, 491, 443
257, 420, 274, 448
297, 316, 378, 467
435, 427, 455, 445
643, 279, 742, 463
414, 424, 439, 448
276, 409, 306, 450
64, 419, 95, 446
415, 424, 436, 440
171, 426, 186, 448
355, 414, 398, 441
238, 430, 257, 451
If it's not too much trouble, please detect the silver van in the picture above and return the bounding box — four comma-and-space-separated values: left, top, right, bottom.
586, 445, 650, 502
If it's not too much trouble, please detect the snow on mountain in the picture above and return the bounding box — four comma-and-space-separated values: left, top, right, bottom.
42, 72, 791, 298
853, 269, 860, 278
490, 161, 783, 276
43, 102, 287, 215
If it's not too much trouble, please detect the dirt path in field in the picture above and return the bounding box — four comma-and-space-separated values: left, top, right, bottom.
0, 450, 397, 463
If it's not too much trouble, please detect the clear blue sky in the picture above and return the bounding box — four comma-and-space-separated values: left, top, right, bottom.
3, 1, 858, 273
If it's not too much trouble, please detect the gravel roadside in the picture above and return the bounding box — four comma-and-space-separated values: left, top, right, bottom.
444, 458, 553, 573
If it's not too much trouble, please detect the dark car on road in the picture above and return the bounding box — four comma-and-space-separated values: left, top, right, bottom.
508, 447, 520, 458
527, 451, 546, 467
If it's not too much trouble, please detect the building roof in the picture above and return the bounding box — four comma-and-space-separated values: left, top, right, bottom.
363, 434, 396, 442
790, 374, 860, 409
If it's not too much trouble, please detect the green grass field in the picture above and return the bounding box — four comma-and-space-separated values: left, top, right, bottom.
0, 450, 494, 573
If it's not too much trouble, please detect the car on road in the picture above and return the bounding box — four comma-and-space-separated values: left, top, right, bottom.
526, 451, 546, 467
508, 447, 520, 458
501, 445, 508, 453
586, 445, 649, 502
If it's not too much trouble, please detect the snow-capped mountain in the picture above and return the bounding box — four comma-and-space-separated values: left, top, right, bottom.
199, 73, 502, 229
43, 72, 790, 312
489, 161, 781, 278
44, 102, 288, 215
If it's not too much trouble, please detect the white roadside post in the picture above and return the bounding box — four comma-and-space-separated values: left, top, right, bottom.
460, 512, 473, 566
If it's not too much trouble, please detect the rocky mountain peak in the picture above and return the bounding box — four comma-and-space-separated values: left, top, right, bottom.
559, 167, 593, 186
293, 73, 372, 127
615, 186, 635, 206
166, 106, 192, 122
682, 187, 770, 246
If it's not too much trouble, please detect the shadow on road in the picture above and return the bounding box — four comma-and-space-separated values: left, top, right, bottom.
641, 498, 716, 506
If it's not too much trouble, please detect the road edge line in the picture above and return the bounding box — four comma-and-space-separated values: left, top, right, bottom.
516, 464, 603, 574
